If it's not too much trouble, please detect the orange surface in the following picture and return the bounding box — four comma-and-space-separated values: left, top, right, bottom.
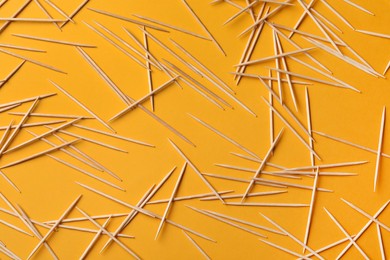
0, 0, 389, 259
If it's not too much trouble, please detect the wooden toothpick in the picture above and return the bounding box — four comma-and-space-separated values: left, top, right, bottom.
374, 106, 386, 192
13, 33, 96, 47
183, 231, 211, 260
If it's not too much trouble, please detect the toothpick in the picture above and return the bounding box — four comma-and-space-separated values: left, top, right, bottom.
311, 7, 343, 34
336, 200, 390, 259
84, 22, 148, 70
88, 8, 169, 32
0, 60, 24, 88
0, 103, 20, 112
255, 177, 331, 192
169, 138, 225, 204
110, 77, 177, 121
45, 126, 128, 153
0, 0, 7, 7
272, 31, 283, 105
76, 207, 140, 259
259, 239, 310, 259
355, 30, 390, 40
0, 120, 66, 131
341, 198, 390, 232
133, 14, 210, 41
0, 219, 33, 236
242, 129, 284, 201
0, 207, 51, 229
0, 93, 55, 108
72, 123, 154, 147
236, 47, 316, 67
0, 43, 45, 52
261, 97, 321, 159
313, 130, 390, 158
9, 112, 92, 119
214, 163, 299, 178
45, 223, 134, 237
203, 172, 288, 188
80, 216, 112, 260
60, 0, 89, 28
376, 225, 386, 260
323, 207, 369, 259
183, 231, 211, 260
147, 190, 233, 204
49, 80, 115, 133
200, 190, 286, 201
302, 236, 356, 258
280, 161, 368, 171
77, 182, 215, 242
383, 61, 390, 75
155, 162, 187, 239
233, 72, 311, 85
0, 48, 65, 74
0, 0, 32, 33
187, 205, 267, 237
44, 212, 129, 224
0, 243, 21, 260
1, 139, 80, 169
374, 107, 386, 192
0, 98, 39, 156
13, 33, 96, 47
44, 0, 74, 23
269, 70, 274, 149
343, 0, 374, 15
181, 0, 226, 55
288, 0, 317, 38
27, 195, 82, 260
0, 119, 13, 148
0, 169, 21, 192
303, 167, 319, 252
204, 209, 284, 235
143, 27, 154, 111
320, 0, 355, 30
223, 0, 260, 25
0, 17, 66, 22
189, 114, 258, 158
16, 205, 58, 260
34, 0, 61, 30
260, 213, 324, 259
3, 117, 81, 155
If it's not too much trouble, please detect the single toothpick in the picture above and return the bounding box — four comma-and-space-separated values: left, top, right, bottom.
155, 162, 187, 239
376, 225, 386, 260
343, 0, 374, 15
383, 61, 390, 75
324, 207, 369, 260
0, 60, 25, 88
260, 239, 309, 259
254, 177, 332, 192
143, 27, 154, 111
147, 191, 234, 204
320, 0, 355, 30
374, 106, 386, 192
0, 219, 33, 236
181, 0, 226, 55
133, 14, 210, 41
9, 112, 92, 119
27, 195, 82, 260
200, 190, 287, 202
50, 80, 116, 133
169, 139, 225, 204
34, 0, 61, 30
0, 169, 21, 192
183, 231, 211, 260
0, 17, 66, 22
189, 114, 258, 158
0, 0, 32, 33
260, 213, 324, 259
0, 120, 66, 131
0, 43, 45, 52
60, 0, 89, 28
241, 129, 284, 201
0, 93, 55, 108
13, 33, 96, 47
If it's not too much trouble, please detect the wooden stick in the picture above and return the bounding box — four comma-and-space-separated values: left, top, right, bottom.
34, 0, 61, 30
13, 33, 96, 47
242, 129, 284, 201
60, 0, 89, 28
50, 80, 115, 133
302, 167, 319, 252
0, 48, 65, 74
223, 0, 260, 25
343, 0, 374, 15
183, 231, 211, 260
0, 98, 39, 156
0, 169, 21, 192
200, 190, 286, 201
233, 72, 311, 85
323, 207, 369, 259
0, 43, 45, 52
230, 202, 308, 207
260, 213, 324, 259
169, 139, 224, 203
181, 0, 226, 55
143, 27, 154, 111
85, 22, 149, 70
341, 198, 390, 232
0, 243, 21, 260
0, 60, 24, 87
374, 106, 386, 192
203, 172, 288, 188
255, 177, 331, 192
288, 0, 317, 38
280, 161, 368, 172
261, 97, 321, 159
16, 205, 58, 260
80, 216, 111, 260
44, 0, 74, 23
9, 112, 92, 119
155, 162, 187, 239
260, 239, 309, 259
305, 87, 315, 169
0, 93, 55, 108
110, 77, 177, 121
383, 61, 390, 75
77, 182, 215, 242
45, 223, 134, 237
88, 8, 169, 32
0, 119, 13, 149
336, 200, 390, 259
205, 209, 284, 235
303, 236, 356, 258
44, 212, 129, 224
76, 207, 140, 259
3, 117, 81, 154
133, 14, 210, 41
236, 47, 316, 67
0, 219, 33, 236
26, 195, 82, 260
187, 205, 267, 237
0, 0, 32, 33
72, 123, 154, 147
0, 0, 7, 7
147, 190, 234, 204
320, 0, 355, 30
0, 103, 20, 112
376, 224, 386, 260
311, 7, 343, 34
272, 30, 283, 105
76, 47, 131, 107
0, 17, 66, 22
313, 130, 390, 159
189, 114, 258, 158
